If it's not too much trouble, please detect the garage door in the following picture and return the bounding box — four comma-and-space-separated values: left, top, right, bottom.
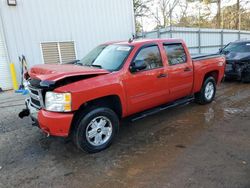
0, 24, 12, 90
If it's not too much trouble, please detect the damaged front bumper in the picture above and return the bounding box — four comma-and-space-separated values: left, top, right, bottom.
225, 61, 250, 81
225, 62, 242, 80
19, 99, 39, 126
19, 99, 74, 137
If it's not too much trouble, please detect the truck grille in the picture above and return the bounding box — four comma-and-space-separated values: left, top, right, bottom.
28, 86, 44, 109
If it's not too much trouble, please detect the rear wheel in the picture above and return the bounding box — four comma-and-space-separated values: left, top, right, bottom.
195, 76, 216, 105
72, 107, 119, 153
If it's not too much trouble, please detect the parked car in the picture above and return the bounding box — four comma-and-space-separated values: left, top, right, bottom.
219, 40, 250, 82
19, 39, 225, 153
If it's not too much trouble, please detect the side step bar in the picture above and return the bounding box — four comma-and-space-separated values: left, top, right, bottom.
130, 96, 194, 122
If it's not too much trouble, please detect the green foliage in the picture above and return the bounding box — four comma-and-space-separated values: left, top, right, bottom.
133, 0, 250, 32
133, 0, 151, 32
133, 0, 151, 17
221, 3, 250, 30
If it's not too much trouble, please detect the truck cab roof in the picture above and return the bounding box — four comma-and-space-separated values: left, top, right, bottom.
105, 38, 185, 47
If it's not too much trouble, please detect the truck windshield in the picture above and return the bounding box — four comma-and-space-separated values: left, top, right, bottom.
78, 44, 132, 71
222, 42, 250, 53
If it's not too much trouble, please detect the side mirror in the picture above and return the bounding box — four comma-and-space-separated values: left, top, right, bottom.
218, 48, 222, 53
130, 60, 147, 73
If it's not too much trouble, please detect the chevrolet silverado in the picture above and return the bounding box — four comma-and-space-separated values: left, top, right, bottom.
19, 39, 225, 153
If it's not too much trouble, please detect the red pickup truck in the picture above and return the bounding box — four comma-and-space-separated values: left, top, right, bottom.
19, 39, 225, 153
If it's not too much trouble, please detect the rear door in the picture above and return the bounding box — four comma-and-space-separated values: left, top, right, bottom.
124, 44, 169, 115
163, 43, 193, 100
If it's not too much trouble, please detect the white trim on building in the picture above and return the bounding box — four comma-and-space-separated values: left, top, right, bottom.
0, 6, 12, 90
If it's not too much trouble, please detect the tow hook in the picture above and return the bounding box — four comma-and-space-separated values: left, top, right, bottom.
41, 128, 50, 137
18, 109, 30, 119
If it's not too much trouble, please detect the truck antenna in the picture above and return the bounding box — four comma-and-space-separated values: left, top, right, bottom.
128, 34, 135, 43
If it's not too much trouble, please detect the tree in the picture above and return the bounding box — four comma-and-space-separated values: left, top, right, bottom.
221, 2, 250, 30
153, 0, 180, 29
134, 0, 250, 33
187, 0, 221, 28
235, 0, 250, 30
133, 0, 151, 32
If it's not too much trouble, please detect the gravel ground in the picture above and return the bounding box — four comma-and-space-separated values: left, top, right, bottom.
0, 82, 249, 188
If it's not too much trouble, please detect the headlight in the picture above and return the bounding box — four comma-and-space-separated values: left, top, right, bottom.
45, 92, 71, 112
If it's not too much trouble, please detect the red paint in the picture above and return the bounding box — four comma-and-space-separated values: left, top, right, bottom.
30, 39, 225, 137
29, 64, 110, 81
38, 110, 74, 137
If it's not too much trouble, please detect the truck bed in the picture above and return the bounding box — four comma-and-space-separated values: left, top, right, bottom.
191, 53, 225, 94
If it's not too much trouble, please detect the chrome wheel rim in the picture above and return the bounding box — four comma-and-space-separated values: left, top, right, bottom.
86, 116, 113, 146
205, 82, 214, 101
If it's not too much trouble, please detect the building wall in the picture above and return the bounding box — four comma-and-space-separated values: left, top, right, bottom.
0, 0, 135, 85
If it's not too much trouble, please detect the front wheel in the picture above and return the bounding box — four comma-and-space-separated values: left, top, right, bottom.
195, 76, 216, 105
73, 107, 119, 153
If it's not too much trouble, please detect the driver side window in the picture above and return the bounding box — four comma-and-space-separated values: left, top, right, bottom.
133, 45, 163, 71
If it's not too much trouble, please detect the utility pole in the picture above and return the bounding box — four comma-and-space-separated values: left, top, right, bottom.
141, 16, 144, 38
236, 0, 240, 30
169, 3, 173, 38
239, 9, 241, 31
156, 7, 159, 29
169, 4, 172, 28
198, 5, 201, 28
217, 0, 221, 28
221, 7, 224, 29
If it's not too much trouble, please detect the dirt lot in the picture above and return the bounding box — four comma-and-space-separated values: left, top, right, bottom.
0, 82, 250, 188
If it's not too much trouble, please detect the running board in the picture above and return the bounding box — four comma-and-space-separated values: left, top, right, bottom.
130, 96, 194, 122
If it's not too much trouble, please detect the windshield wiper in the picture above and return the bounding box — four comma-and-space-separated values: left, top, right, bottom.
91, 64, 102, 69
221, 50, 230, 55
64, 59, 82, 65
74, 60, 83, 66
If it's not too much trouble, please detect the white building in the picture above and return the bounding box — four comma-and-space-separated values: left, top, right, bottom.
0, 0, 135, 90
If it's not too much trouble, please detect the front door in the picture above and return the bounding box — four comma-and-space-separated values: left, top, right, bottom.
123, 44, 169, 115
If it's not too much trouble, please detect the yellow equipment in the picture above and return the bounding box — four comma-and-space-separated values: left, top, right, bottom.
10, 63, 18, 90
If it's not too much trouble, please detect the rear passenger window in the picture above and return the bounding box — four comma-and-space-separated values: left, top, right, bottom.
133, 46, 163, 71
164, 44, 187, 65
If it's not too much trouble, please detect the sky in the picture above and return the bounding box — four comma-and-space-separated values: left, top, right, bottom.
141, 0, 250, 31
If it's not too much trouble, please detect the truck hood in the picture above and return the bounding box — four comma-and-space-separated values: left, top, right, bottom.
29, 64, 110, 81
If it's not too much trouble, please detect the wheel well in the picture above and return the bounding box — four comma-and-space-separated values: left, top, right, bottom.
69, 95, 122, 137
69, 95, 122, 135
85, 95, 122, 117
204, 71, 219, 84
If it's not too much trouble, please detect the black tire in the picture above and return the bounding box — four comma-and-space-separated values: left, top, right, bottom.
72, 107, 119, 153
195, 76, 216, 105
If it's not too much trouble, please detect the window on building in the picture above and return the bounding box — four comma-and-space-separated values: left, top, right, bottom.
133, 45, 163, 71
164, 44, 187, 66
41, 41, 76, 64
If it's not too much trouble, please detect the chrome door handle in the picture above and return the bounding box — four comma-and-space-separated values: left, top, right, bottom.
184, 67, 192, 72
157, 73, 167, 78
